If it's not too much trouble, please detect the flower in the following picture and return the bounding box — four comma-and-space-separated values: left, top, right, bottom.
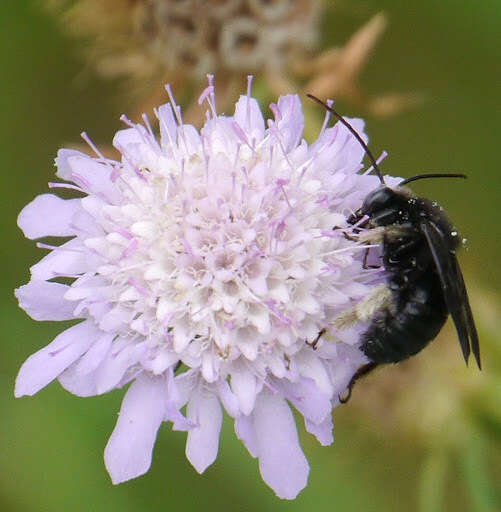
45, 1, 415, 119
15, 77, 386, 499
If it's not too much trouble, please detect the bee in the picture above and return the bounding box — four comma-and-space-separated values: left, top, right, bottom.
307, 94, 481, 402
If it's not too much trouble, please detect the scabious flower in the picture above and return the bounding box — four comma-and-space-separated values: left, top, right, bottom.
46, 1, 415, 118
15, 77, 387, 499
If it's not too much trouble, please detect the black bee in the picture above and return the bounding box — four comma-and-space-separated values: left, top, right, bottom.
306, 94, 481, 401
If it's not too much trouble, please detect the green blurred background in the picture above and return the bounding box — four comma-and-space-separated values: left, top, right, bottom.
1, 1, 500, 511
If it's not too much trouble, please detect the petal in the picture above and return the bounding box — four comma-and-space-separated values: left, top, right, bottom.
273, 377, 331, 425
165, 402, 193, 432
216, 378, 240, 418
95, 340, 148, 394
58, 333, 115, 396
230, 368, 257, 415
327, 343, 368, 398
15, 320, 99, 397
157, 103, 178, 150
18, 194, 81, 239
233, 95, 265, 142
30, 238, 88, 280
58, 363, 99, 397
74, 332, 114, 375
253, 391, 309, 499
305, 415, 334, 446
273, 95, 304, 152
55, 148, 88, 180
234, 414, 258, 458
104, 374, 166, 484
112, 127, 143, 150
185, 392, 223, 473
180, 124, 202, 156
294, 350, 334, 396
202, 116, 238, 160
309, 119, 368, 176
67, 155, 121, 203
15, 281, 77, 321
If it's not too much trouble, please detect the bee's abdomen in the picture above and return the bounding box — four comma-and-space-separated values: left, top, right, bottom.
360, 275, 448, 364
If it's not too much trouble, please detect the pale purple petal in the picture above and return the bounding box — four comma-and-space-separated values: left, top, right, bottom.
230, 368, 257, 415
309, 119, 368, 176
253, 391, 309, 499
15, 281, 77, 321
233, 95, 265, 142
66, 154, 121, 203
58, 363, 99, 397
55, 148, 89, 180
202, 116, 239, 162
234, 414, 258, 458
15, 320, 100, 397
179, 124, 202, 155
104, 374, 166, 484
169, 369, 197, 408
327, 344, 369, 398
273, 377, 331, 425
216, 378, 240, 418
113, 126, 158, 171
164, 371, 196, 431
305, 415, 334, 446
273, 94, 304, 152
157, 103, 178, 150
58, 324, 114, 397
186, 392, 223, 473
18, 194, 81, 239
74, 332, 114, 375
30, 238, 87, 280
95, 341, 148, 394
294, 350, 334, 396
112, 127, 144, 150
165, 402, 193, 432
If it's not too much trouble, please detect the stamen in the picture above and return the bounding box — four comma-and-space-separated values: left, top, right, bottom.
267, 119, 294, 172
80, 132, 106, 159
320, 244, 379, 257
319, 98, 334, 135
48, 182, 84, 192
165, 83, 189, 153
165, 84, 183, 126
36, 242, 82, 252
119, 114, 134, 128
128, 277, 149, 297
364, 150, 388, 175
121, 239, 138, 259
245, 75, 254, 132
198, 85, 214, 106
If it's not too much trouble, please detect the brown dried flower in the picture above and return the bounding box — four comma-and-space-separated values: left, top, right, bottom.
46, 1, 415, 120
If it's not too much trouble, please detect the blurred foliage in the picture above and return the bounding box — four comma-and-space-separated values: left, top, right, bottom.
1, 1, 500, 511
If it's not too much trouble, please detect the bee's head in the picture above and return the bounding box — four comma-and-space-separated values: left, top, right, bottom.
360, 186, 400, 216
347, 186, 397, 224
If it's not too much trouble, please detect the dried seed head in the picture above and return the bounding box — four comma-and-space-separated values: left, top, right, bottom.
46, 1, 416, 117
48, 0, 318, 79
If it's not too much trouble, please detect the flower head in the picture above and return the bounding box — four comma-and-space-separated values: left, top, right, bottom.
46, 1, 415, 118
15, 77, 385, 499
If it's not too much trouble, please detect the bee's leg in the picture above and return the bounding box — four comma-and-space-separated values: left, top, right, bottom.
306, 328, 326, 350
362, 247, 381, 269
339, 361, 379, 403
343, 231, 359, 242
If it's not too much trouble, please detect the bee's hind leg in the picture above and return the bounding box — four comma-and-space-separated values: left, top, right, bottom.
339, 361, 379, 403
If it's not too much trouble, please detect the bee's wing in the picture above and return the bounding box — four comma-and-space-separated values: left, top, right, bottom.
421, 222, 481, 368
452, 255, 481, 368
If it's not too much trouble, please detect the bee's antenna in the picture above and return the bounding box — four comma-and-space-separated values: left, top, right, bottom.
307, 93, 385, 184
399, 173, 467, 186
